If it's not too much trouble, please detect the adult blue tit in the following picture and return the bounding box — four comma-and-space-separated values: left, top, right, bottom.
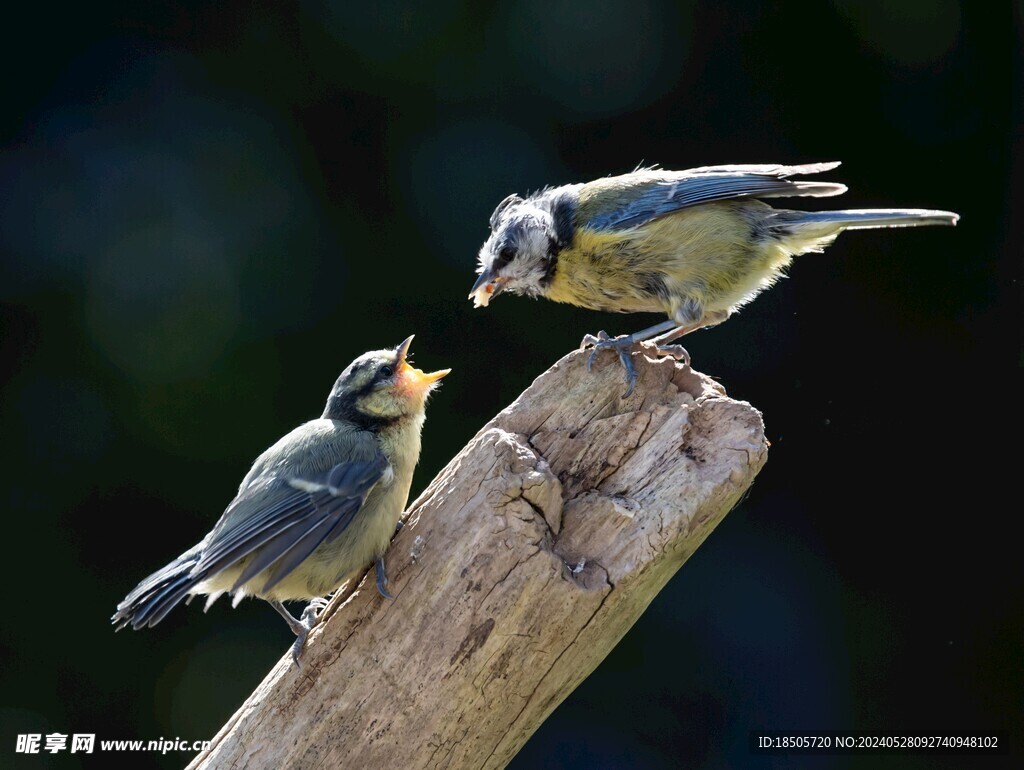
470, 162, 958, 395
113, 336, 450, 664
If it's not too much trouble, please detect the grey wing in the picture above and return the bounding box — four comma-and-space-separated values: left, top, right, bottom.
586, 161, 847, 231
192, 450, 390, 594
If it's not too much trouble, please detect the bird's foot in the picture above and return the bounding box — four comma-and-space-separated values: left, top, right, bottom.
646, 341, 690, 368
307, 596, 330, 614
580, 331, 638, 397
375, 556, 393, 600
289, 600, 328, 667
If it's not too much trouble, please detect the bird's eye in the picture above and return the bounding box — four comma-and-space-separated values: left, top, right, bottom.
378, 365, 394, 379
498, 246, 516, 264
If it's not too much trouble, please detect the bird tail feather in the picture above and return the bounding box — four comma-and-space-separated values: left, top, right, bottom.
112, 546, 203, 630
777, 208, 959, 254
790, 208, 959, 230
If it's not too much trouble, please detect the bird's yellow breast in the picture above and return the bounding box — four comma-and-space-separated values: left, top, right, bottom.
545, 202, 792, 318
545, 227, 662, 313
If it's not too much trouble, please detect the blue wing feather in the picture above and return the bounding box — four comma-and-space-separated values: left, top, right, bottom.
583, 162, 847, 231
193, 451, 389, 593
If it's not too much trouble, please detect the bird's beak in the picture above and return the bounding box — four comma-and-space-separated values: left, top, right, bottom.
469, 269, 506, 309
395, 334, 415, 363
396, 335, 451, 388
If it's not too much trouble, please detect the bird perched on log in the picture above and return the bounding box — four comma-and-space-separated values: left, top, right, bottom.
112, 336, 449, 664
470, 162, 958, 395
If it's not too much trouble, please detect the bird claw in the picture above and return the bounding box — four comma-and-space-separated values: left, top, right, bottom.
650, 342, 690, 368
580, 331, 638, 397
289, 601, 327, 667
307, 596, 330, 613
580, 331, 611, 371
375, 556, 393, 600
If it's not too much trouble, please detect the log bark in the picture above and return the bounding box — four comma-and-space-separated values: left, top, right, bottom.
188, 346, 768, 769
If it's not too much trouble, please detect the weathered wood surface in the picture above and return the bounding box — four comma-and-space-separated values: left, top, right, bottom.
189, 346, 768, 769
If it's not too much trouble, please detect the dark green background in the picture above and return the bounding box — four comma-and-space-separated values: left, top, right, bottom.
1, 1, 1019, 767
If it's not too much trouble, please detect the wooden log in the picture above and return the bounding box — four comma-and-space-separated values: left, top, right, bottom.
188, 345, 768, 769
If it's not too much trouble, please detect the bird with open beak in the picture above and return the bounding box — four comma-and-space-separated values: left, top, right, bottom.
113, 336, 449, 664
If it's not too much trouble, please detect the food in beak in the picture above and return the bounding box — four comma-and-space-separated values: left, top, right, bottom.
469, 272, 504, 308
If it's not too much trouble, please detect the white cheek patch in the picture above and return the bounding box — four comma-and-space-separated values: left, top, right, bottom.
502, 212, 551, 297
517, 226, 549, 266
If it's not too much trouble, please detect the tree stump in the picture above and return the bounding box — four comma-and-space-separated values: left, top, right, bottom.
188, 345, 768, 769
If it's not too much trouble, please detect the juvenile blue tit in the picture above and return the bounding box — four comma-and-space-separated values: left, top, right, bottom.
112, 336, 449, 664
470, 162, 959, 394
